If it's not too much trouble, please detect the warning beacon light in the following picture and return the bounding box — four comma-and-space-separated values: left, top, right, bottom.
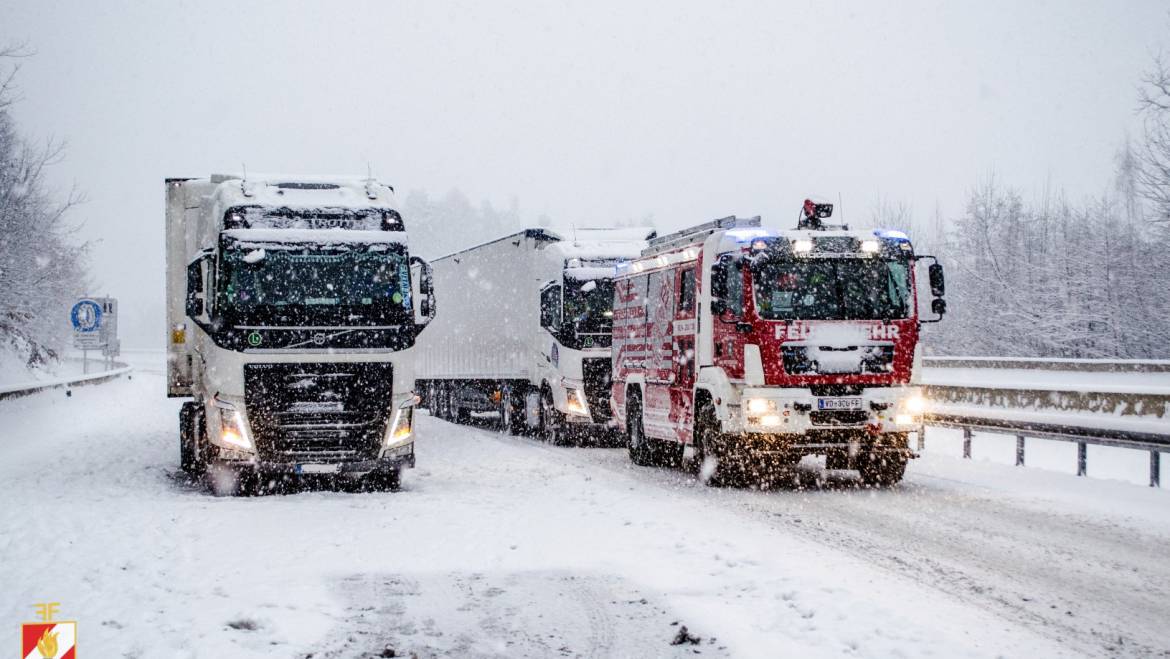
798, 199, 834, 230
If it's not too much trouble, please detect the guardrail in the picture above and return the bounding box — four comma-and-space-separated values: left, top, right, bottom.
0, 360, 133, 401
923, 356, 1170, 373
924, 411, 1168, 487
919, 356, 1169, 487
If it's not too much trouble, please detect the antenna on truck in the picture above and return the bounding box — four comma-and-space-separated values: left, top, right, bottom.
365, 163, 378, 200
240, 163, 253, 198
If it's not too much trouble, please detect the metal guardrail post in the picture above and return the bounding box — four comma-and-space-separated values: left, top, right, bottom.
1152, 451, 1162, 488
1015, 435, 1025, 466
962, 427, 972, 459
1077, 442, 1087, 477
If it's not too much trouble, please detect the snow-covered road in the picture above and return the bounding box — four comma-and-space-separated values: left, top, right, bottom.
2, 353, 1168, 658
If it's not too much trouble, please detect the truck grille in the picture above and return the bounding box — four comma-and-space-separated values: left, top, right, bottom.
244, 362, 393, 463
809, 410, 869, 426
783, 345, 894, 375
582, 357, 613, 423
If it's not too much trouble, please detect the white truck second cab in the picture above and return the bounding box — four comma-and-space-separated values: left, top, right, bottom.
414, 227, 654, 444
166, 174, 435, 495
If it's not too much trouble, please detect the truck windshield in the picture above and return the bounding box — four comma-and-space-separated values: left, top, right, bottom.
563, 278, 615, 336
215, 242, 411, 326
752, 258, 910, 321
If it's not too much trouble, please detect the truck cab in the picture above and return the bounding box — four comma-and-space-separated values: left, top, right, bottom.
611, 204, 946, 486
416, 227, 653, 446
166, 175, 435, 495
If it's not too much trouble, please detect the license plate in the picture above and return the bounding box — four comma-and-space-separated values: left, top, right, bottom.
817, 398, 863, 411
296, 463, 340, 475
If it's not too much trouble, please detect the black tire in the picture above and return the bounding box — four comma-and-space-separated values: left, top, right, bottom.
179, 402, 197, 474
858, 453, 907, 487
626, 391, 653, 466
180, 402, 207, 476
503, 385, 525, 436
693, 400, 737, 486
365, 468, 402, 492
540, 387, 567, 445
438, 383, 452, 421
206, 464, 257, 497
456, 406, 471, 425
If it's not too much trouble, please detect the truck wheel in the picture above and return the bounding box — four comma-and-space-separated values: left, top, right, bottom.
456, 406, 471, 424
206, 464, 257, 497
503, 386, 525, 436
693, 401, 737, 486
540, 388, 566, 445
180, 402, 207, 476
179, 402, 196, 474
626, 392, 652, 466
366, 468, 401, 492
858, 453, 907, 487
439, 384, 453, 421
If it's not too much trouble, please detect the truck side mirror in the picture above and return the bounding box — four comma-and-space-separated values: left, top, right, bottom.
410, 256, 436, 324
710, 262, 727, 315
539, 282, 561, 330
185, 254, 210, 321
931, 298, 947, 316
928, 263, 945, 298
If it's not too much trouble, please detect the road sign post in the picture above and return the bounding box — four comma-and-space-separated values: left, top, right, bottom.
71, 297, 118, 372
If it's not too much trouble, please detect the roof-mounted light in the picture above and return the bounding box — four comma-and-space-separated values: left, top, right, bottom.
726, 227, 769, 242
875, 229, 910, 241
792, 239, 813, 253
860, 240, 881, 254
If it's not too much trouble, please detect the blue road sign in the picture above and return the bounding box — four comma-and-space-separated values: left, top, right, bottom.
71, 299, 103, 333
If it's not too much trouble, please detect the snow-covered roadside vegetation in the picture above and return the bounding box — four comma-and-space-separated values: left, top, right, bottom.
867, 55, 1170, 360
0, 45, 88, 374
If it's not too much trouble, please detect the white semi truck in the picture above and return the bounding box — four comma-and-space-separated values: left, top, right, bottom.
166, 174, 435, 495
414, 227, 654, 444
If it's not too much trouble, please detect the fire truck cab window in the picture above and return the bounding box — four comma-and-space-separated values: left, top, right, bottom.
678, 268, 696, 313
725, 260, 744, 317
753, 259, 910, 321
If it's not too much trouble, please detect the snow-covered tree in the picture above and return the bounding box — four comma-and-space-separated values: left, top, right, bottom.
0, 46, 89, 368
1136, 54, 1170, 231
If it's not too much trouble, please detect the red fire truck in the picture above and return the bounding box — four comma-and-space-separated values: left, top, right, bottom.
610, 202, 946, 486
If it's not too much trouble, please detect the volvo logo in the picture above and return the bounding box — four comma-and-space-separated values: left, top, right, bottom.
312, 332, 327, 346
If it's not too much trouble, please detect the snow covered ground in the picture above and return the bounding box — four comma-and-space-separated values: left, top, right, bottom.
2, 352, 1169, 658
0, 349, 128, 394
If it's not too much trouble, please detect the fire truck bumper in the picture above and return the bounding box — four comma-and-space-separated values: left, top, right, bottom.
714, 431, 915, 461
727, 386, 926, 437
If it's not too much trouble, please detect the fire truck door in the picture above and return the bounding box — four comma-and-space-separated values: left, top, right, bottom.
672, 267, 697, 442
712, 255, 747, 377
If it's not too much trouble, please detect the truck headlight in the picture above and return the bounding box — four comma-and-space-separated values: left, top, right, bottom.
894, 394, 927, 426
745, 398, 776, 414
384, 401, 415, 449
213, 397, 254, 451
565, 387, 589, 416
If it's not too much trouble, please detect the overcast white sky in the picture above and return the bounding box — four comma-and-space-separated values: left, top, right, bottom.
3, 0, 1168, 346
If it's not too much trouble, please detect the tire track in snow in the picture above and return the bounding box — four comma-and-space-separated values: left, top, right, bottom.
447, 417, 1170, 658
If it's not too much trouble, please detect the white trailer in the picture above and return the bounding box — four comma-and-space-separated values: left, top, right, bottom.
414, 227, 654, 443
166, 174, 435, 495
